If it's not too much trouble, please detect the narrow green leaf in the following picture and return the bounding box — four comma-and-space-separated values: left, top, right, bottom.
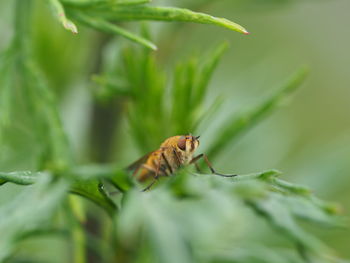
109, 169, 133, 193
24, 60, 72, 171
97, 6, 249, 34
92, 74, 131, 100
0, 171, 43, 185
70, 179, 117, 216
203, 245, 303, 263
70, 11, 157, 50
207, 67, 309, 160
309, 195, 342, 215
0, 169, 118, 215
0, 58, 13, 131
248, 194, 331, 255
145, 199, 193, 263
271, 177, 311, 196
171, 57, 198, 134
114, 0, 150, 5
71, 163, 132, 193
118, 190, 193, 263
48, 0, 78, 34
61, 0, 150, 8
71, 163, 124, 180
192, 95, 224, 132
277, 194, 343, 226
193, 42, 229, 108
0, 48, 16, 139
0, 176, 69, 261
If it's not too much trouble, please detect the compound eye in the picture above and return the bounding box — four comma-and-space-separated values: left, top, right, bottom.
177, 136, 186, 151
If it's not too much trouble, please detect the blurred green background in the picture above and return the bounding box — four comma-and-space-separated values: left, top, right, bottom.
0, 0, 349, 261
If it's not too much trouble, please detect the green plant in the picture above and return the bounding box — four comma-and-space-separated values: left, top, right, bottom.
0, 1, 347, 263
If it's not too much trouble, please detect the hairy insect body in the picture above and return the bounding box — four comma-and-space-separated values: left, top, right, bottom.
128, 134, 235, 191
137, 135, 199, 181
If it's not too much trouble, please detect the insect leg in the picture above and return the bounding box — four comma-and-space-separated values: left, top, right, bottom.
189, 154, 204, 173
142, 156, 162, 192
190, 154, 204, 164
194, 163, 202, 173
161, 152, 173, 175
142, 177, 159, 192
172, 148, 182, 168
190, 154, 236, 177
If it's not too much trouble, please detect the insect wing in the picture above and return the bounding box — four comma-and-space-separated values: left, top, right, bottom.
126, 151, 153, 172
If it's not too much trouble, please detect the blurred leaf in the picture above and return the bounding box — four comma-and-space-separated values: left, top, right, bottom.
62, 1, 248, 51
271, 177, 311, 195
48, 0, 78, 34
275, 194, 343, 226
118, 190, 193, 263
92, 74, 131, 100
207, 67, 309, 160
193, 42, 229, 109
120, 43, 167, 151
70, 178, 117, 216
0, 168, 118, 215
113, 41, 230, 150
0, 49, 14, 133
62, 0, 151, 8
203, 245, 303, 263
0, 176, 68, 261
91, 5, 249, 34
70, 11, 157, 50
248, 195, 331, 257
116, 167, 346, 263
0, 171, 43, 186
171, 43, 229, 134
23, 59, 73, 171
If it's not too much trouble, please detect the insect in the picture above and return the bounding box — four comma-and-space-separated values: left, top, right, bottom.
128, 135, 236, 191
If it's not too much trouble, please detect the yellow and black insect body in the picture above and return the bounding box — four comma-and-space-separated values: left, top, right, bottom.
128, 135, 236, 191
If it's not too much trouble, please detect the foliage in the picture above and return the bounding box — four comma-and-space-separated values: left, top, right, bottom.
0, 0, 347, 263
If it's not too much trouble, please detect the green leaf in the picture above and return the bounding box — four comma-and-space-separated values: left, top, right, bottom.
92, 5, 249, 34
0, 168, 118, 215
207, 67, 309, 160
193, 42, 229, 109
0, 49, 15, 132
92, 74, 131, 100
275, 194, 343, 226
118, 190, 193, 263
70, 11, 157, 50
61, 0, 150, 8
203, 245, 303, 263
0, 176, 69, 261
271, 177, 311, 195
170, 43, 228, 134
48, 0, 78, 34
247, 194, 331, 256
71, 164, 133, 192
0, 171, 43, 185
23, 60, 73, 171
70, 179, 117, 216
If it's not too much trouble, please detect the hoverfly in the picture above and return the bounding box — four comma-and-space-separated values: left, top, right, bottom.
128, 135, 236, 191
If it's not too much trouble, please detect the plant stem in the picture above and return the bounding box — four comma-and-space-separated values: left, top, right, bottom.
69, 196, 87, 263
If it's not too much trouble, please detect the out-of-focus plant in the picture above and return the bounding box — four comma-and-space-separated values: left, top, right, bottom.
0, 0, 348, 263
